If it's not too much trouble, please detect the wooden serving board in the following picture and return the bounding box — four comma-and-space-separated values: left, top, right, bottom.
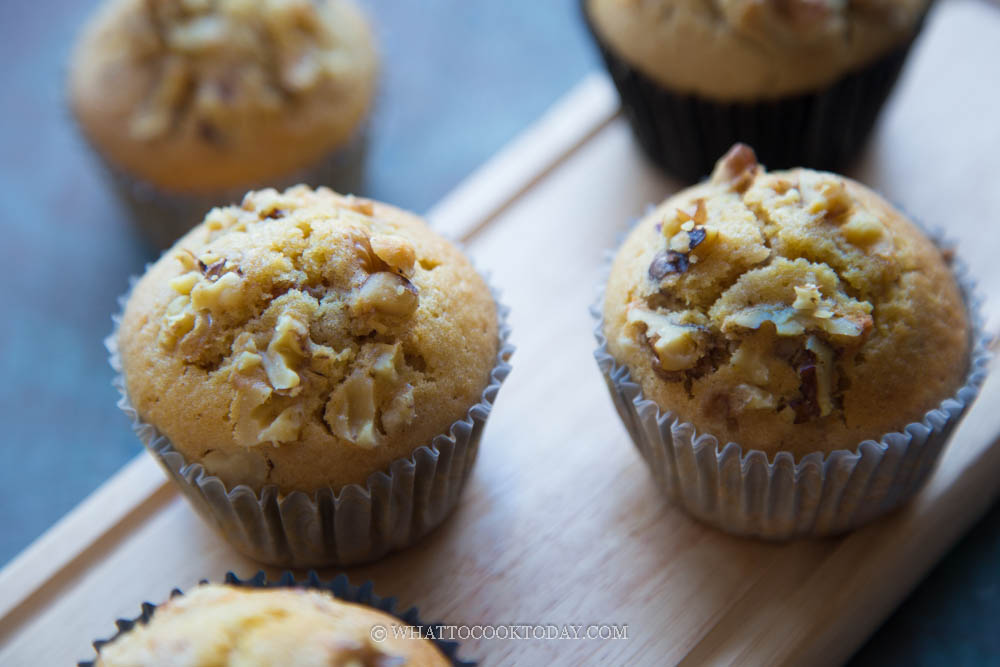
3, 2, 1000, 664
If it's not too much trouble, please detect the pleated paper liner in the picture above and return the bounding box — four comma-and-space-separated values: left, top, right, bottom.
80, 571, 474, 667
592, 228, 989, 539
580, 0, 929, 182
108, 276, 513, 567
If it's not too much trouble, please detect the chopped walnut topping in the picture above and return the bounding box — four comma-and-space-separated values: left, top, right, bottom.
370, 234, 416, 276
710, 143, 760, 192
732, 383, 777, 411
325, 371, 378, 448
786, 336, 836, 423
626, 307, 708, 372
190, 271, 242, 314
155, 188, 440, 455
655, 198, 719, 277
649, 250, 689, 280
123, 0, 363, 142
805, 335, 835, 417
841, 210, 886, 246
324, 343, 416, 449
262, 312, 308, 393
801, 175, 850, 219
352, 272, 419, 317
168, 271, 200, 295
343, 196, 375, 216
788, 348, 821, 424
792, 283, 826, 314
723, 302, 868, 339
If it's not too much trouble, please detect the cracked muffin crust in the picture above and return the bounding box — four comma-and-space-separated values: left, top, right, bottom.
603, 145, 969, 457
585, 0, 928, 100
93, 584, 449, 666
119, 186, 499, 493
70, 0, 377, 192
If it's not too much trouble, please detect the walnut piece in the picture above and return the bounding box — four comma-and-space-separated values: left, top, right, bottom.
840, 210, 886, 246
648, 250, 689, 280
732, 383, 777, 410
801, 174, 850, 219
805, 335, 835, 417
710, 143, 759, 192
370, 234, 416, 276
325, 371, 378, 448
723, 303, 868, 339
323, 343, 416, 449
626, 307, 707, 371
190, 271, 242, 314
262, 312, 307, 392
352, 272, 419, 317
654, 199, 719, 278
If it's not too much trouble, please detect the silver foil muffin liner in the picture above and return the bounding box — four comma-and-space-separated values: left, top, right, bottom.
592, 237, 990, 539
80, 570, 474, 666
93, 127, 369, 250
107, 278, 513, 567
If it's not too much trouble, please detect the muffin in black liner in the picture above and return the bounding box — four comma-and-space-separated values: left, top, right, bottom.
580, 0, 929, 182
80, 571, 474, 666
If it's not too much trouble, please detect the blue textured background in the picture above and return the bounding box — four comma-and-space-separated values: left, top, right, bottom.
0, 1, 997, 663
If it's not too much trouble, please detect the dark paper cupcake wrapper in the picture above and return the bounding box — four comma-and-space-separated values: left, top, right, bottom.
592, 223, 990, 539
92, 127, 369, 250
581, 0, 928, 181
107, 274, 513, 567
80, 571, 474, 666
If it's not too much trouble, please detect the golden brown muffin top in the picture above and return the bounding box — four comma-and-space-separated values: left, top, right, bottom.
70, 0, 377, 192
603, 145, 969, 457
119, 186, 499, 493
586, 0, 928, 100
94, 584, 450, 666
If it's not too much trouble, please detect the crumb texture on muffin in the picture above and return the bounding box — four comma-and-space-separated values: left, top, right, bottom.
604, 145, 970, 456
94, 584, 449, 666
70, 0, 377, 191
586, 0, 928, 99
119, 186, 498, 492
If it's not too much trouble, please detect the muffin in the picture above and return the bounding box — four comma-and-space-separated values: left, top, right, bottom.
595, 144, 987, 538
70, 0, 378, 247
582, 0, 931, 181
85, 578, 461, 666
111, 185, 512, 565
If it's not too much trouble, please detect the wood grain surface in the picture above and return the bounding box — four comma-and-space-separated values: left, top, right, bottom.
2, 1, 999, 664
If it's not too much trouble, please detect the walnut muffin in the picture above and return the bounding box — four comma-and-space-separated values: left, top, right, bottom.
92, 584, 450, 666
118, 186, 499, 494
70, 0, 377, 193
582, 0, 930, 179
586, 0, 927, 100
603, 144, 969, 458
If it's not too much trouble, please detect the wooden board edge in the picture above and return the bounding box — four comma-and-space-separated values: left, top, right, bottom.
426, 72, 620, 243
0, 454, 168, 624
680, 381, 1000, 666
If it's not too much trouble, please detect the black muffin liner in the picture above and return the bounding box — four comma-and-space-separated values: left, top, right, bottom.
581, 0, 928, 181
80, 571, 473, 666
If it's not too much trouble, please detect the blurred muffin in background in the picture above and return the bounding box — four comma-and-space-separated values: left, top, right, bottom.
69, 0, 378, 247
582, 0, 931, 181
